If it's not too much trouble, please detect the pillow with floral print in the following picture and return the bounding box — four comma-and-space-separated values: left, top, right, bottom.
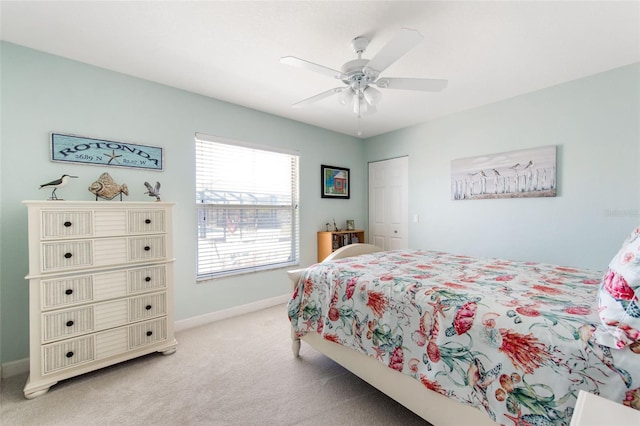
594, 227, 640, 349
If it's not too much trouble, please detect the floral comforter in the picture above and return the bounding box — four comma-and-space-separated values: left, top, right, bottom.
287, 250, 640, 425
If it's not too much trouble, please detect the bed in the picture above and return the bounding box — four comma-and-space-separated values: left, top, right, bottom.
287, 232, 640, 426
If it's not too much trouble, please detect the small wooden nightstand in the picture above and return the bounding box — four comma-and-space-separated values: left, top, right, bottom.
317, 229, 365, 262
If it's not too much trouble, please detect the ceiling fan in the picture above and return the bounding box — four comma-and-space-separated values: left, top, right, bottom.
280, 28, 448, 118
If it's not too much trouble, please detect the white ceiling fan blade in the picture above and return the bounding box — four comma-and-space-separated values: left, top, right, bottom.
375, 77, 448, 92
280, 56, 342, 79
363, 28, 423, 77
292, 87, 345, 108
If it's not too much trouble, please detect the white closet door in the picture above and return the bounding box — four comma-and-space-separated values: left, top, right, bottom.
368, 156, 408, 251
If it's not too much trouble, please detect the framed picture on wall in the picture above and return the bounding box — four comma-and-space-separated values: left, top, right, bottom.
451, 145, 557, 200
321, 165, 350, 199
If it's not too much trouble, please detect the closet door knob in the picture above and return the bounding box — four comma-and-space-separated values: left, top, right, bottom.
64, 221, 72, 227
145, 219, 151, 224
66, 351, 74, 358
145, 305, 152, 310
66, 320, 74, 327
144, 246, 151, 251
65, 289, 73, 295
64, 252, 73, 259
146, 331, 153, 337
145, 276, 151, 282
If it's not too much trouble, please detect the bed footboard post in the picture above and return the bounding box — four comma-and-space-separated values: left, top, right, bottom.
291, 329, 301, 357
287, 268, 306, 357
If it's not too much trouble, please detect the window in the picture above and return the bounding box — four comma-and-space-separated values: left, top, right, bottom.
195, 133, 299, 279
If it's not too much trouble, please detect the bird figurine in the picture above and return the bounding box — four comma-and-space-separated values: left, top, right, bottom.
39, 174, 77, 200
144, 181, 161, 201
88, 172, 128, 201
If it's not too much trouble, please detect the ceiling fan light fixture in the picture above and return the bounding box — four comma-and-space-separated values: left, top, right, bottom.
353, 92, 377, 116
338, 88, 355, 106
363, 86, 382, 106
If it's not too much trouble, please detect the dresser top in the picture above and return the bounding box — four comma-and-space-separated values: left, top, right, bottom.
23, 200, 175, 207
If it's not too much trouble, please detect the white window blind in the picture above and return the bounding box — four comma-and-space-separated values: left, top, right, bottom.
195, 134, 299, 279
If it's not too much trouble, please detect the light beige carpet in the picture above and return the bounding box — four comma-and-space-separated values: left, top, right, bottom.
1, 304, 430, 425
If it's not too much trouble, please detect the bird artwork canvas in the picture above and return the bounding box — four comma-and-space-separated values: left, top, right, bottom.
451, 145, 557, 200
88, 172, 129, 201
39, 174, 77, 200
144, 181, 161, 201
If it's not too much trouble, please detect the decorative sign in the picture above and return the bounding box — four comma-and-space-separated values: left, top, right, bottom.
50, 133, 163, 171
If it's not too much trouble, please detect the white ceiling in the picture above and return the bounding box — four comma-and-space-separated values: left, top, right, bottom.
1, 1, 639, 138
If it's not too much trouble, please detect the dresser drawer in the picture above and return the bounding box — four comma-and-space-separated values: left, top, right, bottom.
128, 236, 167, 262
41, 236, 167, 273
40, 208, 167, 240
43, 335, 95, 374
128, 210, 166, 234
129, 317, 168, 348
41, 317, 169, 375
42, 291, 167, 343
41, 275, 94, 309
128, 265, 167, 294
41, 265, 168, 310
41, 211, 93, 239
42, 306, 94, 342
129, 293, 167, 322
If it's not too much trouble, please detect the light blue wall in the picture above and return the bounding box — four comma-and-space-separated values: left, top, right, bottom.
365, 63, 640, 270
2, 42, 638, 366
0, 42, 366, 364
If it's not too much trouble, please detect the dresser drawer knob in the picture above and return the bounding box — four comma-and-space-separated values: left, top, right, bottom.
66, 320, 74, 327
64, 252, 73, 259
145, 305, 152, 310
63, 221, 72, 227
145, 219, 151, 224
65, 289, 73, 295
145, 276, 151, 282
146, 331, 153, 337
66, 351, 74, 358
144, 246, 151, 251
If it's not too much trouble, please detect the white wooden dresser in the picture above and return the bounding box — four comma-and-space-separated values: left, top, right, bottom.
22, 201, 178, 399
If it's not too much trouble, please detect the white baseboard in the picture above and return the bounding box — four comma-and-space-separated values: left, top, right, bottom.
174, 294, 289, 332
1, 357, 29, 379
0, 294, 290, 380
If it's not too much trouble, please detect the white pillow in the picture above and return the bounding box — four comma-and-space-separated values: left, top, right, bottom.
594, 227, 640, 349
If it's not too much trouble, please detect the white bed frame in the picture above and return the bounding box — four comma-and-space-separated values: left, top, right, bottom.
288, 244, 497, 426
